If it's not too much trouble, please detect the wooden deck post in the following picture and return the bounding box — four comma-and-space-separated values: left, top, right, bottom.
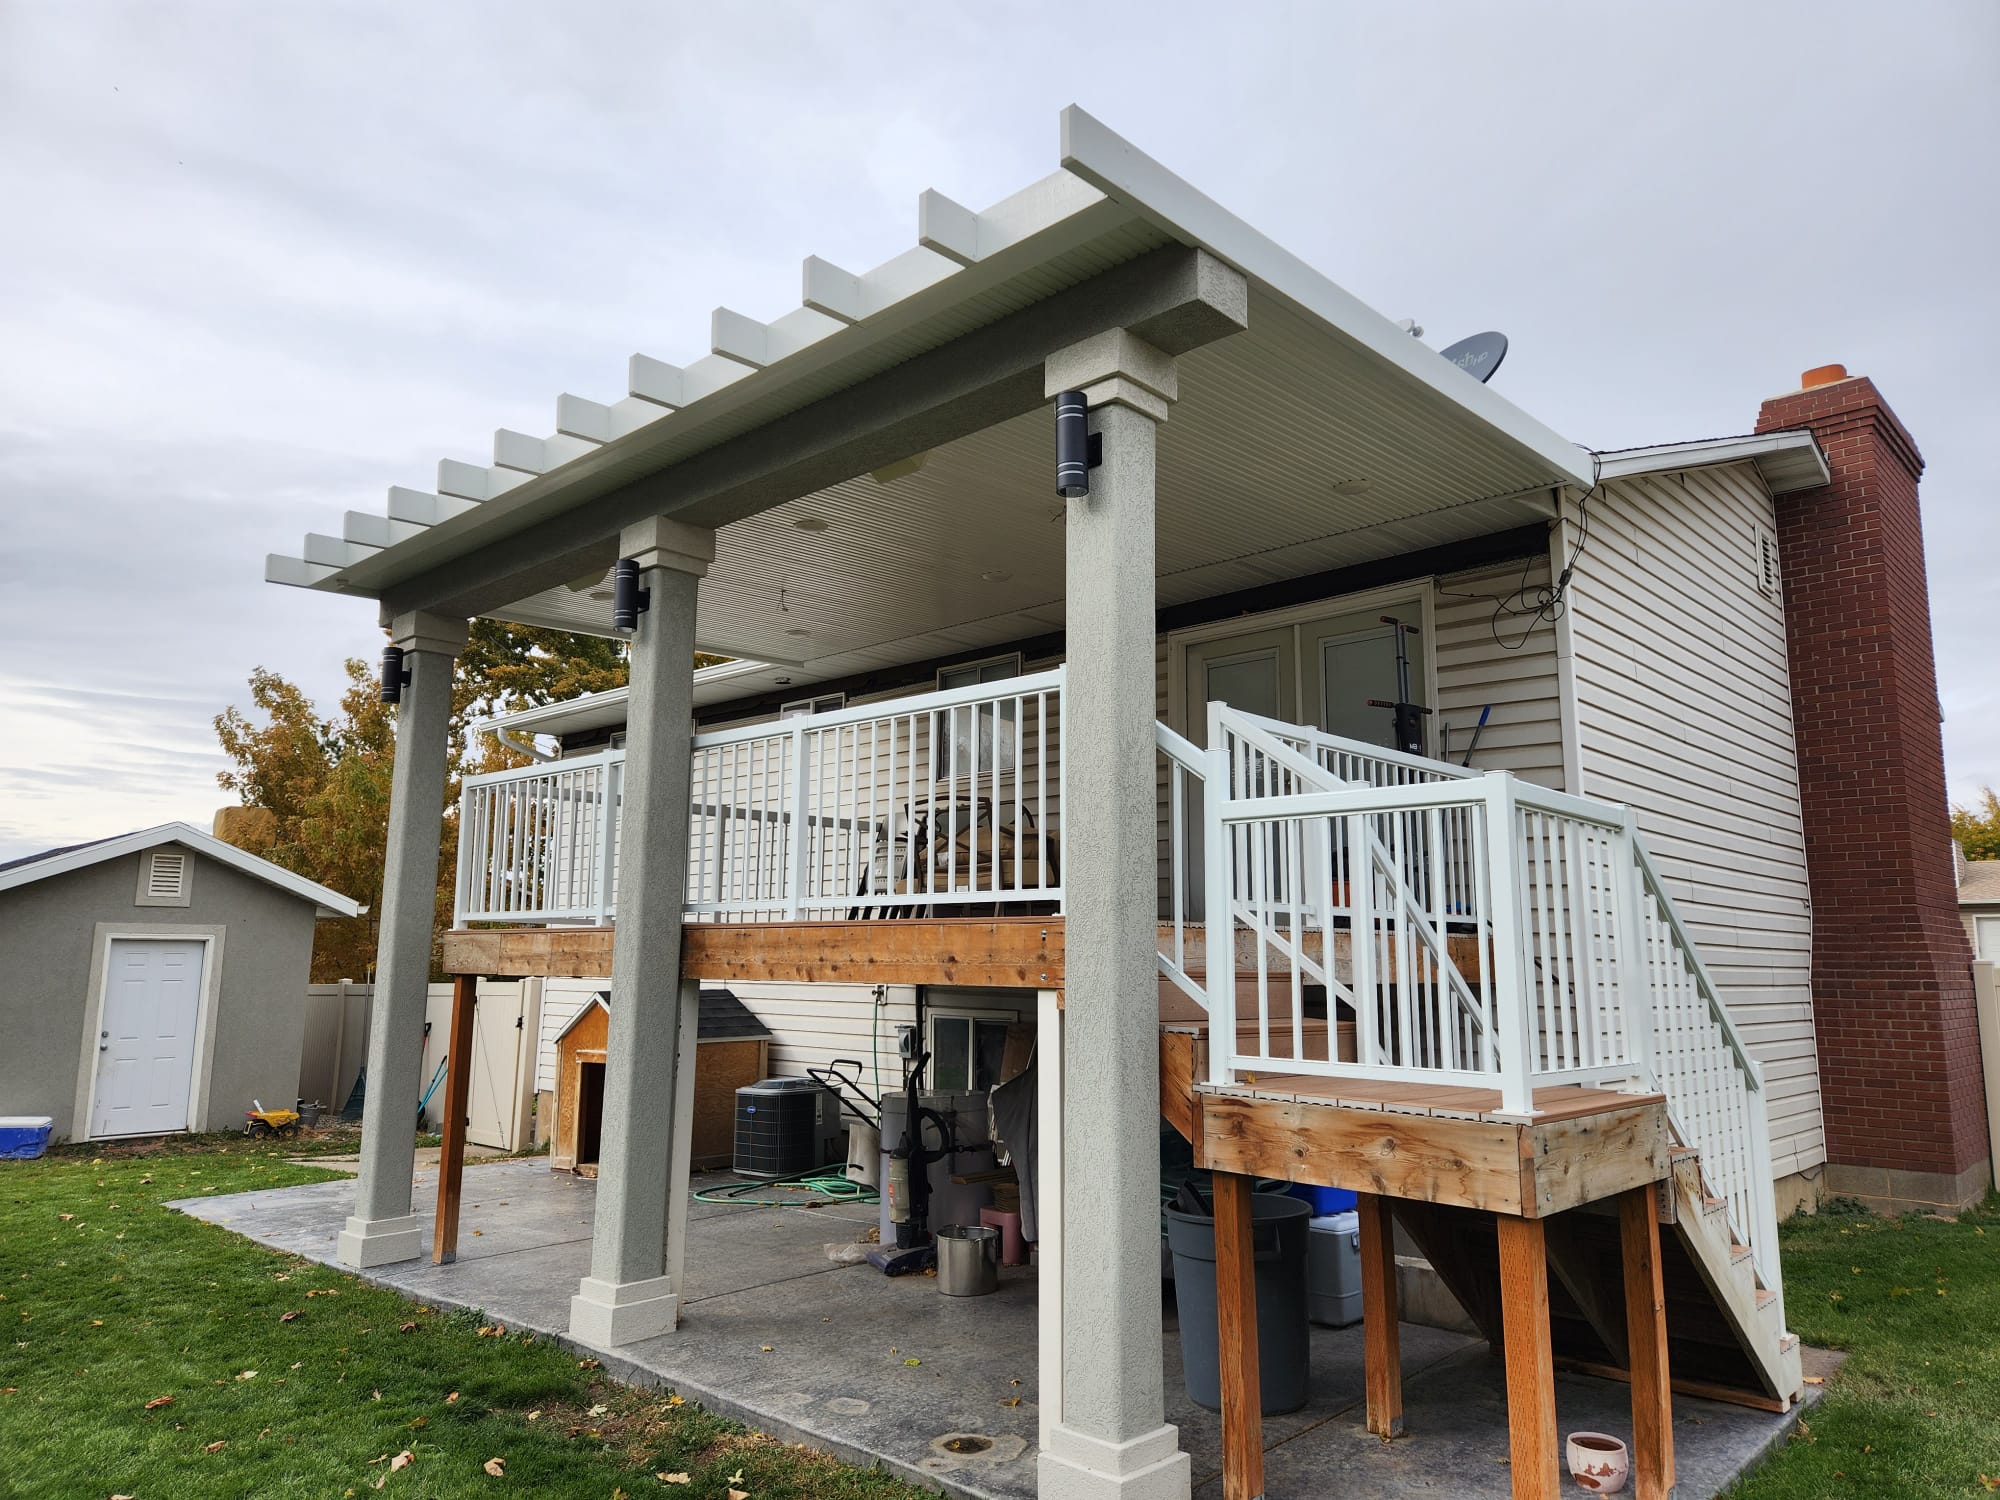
431, 974, 477, 1265
1357, 1192, 1403, 1438
1212, 1171, 1264, 1499
1496, 1214, 1559, 1500
1620, 1186, 1676, 1499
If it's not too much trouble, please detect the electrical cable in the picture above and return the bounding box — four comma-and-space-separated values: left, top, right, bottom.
1433, 452, 1603, 651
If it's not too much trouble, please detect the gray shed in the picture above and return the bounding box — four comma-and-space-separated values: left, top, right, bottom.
0, 822, 359, 1142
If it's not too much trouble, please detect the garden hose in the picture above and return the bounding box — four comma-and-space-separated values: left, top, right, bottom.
691, 1160, 879, 1208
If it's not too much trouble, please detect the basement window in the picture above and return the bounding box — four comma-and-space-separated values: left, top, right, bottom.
1752, 521, 1781, 599
928, 1011, 1013, 1093
136, 848, 191, 907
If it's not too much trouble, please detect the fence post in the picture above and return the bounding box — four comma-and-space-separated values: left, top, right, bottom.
786, 722, 811, 919
1482, 771, 1533, 1118
1614, 808, 1657, 1090
1204, 702, 1235, 1086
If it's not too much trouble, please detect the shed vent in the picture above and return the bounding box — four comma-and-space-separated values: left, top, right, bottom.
146, 850, 188, 901
1752, 522, 1781, 599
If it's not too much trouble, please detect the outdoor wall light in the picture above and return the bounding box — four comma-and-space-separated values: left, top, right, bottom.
1054, 391, 1093, 499
379, 645, 411, 705
611, 558, 650, 631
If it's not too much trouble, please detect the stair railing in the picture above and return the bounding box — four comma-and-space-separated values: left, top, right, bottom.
1183, 704, 1781, 1306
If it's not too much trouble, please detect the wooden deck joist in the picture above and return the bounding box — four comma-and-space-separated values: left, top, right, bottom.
441, 916, 1064, 989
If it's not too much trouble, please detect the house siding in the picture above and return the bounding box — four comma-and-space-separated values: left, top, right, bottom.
1564, 464, 1824, 1178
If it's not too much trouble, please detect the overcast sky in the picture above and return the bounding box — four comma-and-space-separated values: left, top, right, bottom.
2, 1, 1994, 860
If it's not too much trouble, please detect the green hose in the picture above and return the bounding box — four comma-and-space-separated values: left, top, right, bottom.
691, 1160, 879, 1208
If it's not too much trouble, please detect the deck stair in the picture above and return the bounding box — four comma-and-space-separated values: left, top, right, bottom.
1154, 707, 1802, 1415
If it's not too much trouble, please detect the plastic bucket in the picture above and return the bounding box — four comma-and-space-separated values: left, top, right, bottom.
1165, 1193, 1312, 1414
937, 1224, 1001, 1296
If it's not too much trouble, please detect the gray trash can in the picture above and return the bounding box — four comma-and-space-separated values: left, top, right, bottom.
1165, 1193, 1312, 1415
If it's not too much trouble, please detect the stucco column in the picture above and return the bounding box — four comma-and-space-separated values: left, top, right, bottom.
569, 516, 715, 1348
338, 609, 467, 1270
1039, 332, 1191, 1500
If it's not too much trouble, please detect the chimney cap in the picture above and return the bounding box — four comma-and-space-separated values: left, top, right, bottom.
1801, 363, 1849, 389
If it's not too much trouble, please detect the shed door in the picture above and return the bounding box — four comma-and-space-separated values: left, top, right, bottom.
93, 939, 206, 1137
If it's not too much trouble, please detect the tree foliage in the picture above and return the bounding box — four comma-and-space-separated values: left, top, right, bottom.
1952, 786, 2000, 863
213, 619, 643, 981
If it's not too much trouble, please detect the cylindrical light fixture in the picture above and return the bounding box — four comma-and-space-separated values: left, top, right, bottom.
379, 645, 407, 705
611, 558, 648, 631
1054, 391, 1089, 499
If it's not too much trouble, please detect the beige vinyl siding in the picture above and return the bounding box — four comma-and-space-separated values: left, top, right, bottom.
1432, 557, 1567, 789
1565, 464, 1823, 1177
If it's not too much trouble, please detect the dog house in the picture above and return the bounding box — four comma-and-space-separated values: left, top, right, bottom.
550, 988, 771, 1173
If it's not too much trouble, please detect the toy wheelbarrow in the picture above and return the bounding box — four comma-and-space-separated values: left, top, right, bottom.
244, 1100, 301, 1139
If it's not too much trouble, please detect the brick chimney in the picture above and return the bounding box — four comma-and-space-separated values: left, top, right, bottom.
1756, 368, 1988, 1212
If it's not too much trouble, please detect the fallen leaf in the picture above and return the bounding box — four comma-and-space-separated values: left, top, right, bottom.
999, 1396, 1022, 1407
235, 1370, 258, 1382
477, 1325, 504, 1337
577, 1358, 600, 1370
1803, 1375, 1825, 1386
525, 1408, 540, 1421
588, 1403, 608, 1418
372, 1390, 382, 1401
729, 1490, 749, 1500
390, 1449, 414, 1471
483, 1457, 506, 1477
280, 1311, 301, 1324
446, 1392, 459, 1404
658, 1473, 691, 1485
91, 1319, 104, 1328
665, 1393, 685, 1408
204, 1439, 228, 1453
760, 1345, 774, 1352
727, 1472, 744, 1486
57, 1214, 73, 1223
904, 1358, 921, 1367
399, 1321, 418, 1334
409, 1416, 428, 1429
144, 1396, 175, 1410
306, 1289, 339, 1298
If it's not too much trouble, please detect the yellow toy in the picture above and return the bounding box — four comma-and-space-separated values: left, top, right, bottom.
244, 1100, 302, 1139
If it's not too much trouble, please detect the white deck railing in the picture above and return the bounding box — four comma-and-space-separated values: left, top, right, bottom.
459, 677, 1776, 1298
456, 669, 1064, 925
1160, 702, 1780, 1296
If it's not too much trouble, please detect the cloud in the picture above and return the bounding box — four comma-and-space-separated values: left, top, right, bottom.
0, 0, 1994, 863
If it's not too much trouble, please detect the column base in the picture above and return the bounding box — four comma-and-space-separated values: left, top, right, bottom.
568, 1274, 679, 1348
1039, 1423, 1190, 1500
336, 1212, 425, 1269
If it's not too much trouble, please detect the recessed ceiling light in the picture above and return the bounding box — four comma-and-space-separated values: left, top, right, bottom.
1330, 478, 1371, 497
792, 515, 829, 532
980, 568, 1013, 583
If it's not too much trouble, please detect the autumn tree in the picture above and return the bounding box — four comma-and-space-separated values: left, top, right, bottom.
1953, 786, 2000, 863
214, 619, 648, 980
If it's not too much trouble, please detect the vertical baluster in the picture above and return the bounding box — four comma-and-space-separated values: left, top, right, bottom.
1288, 815, 1305, 1065
1351, 812, 1378, 1068
1547, 817, 1576, 1074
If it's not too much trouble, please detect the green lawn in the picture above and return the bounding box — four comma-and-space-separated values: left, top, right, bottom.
1725, 1195, 2000, 1499
0, 1138, 921, 1500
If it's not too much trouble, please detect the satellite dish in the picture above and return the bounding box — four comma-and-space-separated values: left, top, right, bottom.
1438, 331, 1508, 384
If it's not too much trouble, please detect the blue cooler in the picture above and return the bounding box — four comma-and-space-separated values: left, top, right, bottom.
0, 1117, 54, 1160
1287, 1183, 1356, 1216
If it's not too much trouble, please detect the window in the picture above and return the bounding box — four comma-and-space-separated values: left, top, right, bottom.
136, 848, 191, 907
928, 1011, 1014, 1093
781, 693, 847, 719
935, 655, 1022, 781
1752, 521, 1781, 599
1978, 916, 2000, 963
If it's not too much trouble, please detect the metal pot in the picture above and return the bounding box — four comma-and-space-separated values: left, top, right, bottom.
936, 1224, 1001, 1297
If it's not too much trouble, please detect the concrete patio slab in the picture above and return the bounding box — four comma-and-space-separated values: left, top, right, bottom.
175, 1158, 1825, 1499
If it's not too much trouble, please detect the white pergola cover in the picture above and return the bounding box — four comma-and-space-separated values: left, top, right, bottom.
270, 107, 1594, 685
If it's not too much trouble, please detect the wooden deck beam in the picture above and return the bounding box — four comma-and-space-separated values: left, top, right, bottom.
1212, 1172, 1265, 1500
1357, 1192, 1404, 1438
1195, 1090, 1670, 1219
431, 975, 476, 1266
440, 916, 1063, 988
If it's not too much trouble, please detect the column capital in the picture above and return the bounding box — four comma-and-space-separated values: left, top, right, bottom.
621, 516, 717, 578
1045, 330, 1177, 422
387, 610, 469, 656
